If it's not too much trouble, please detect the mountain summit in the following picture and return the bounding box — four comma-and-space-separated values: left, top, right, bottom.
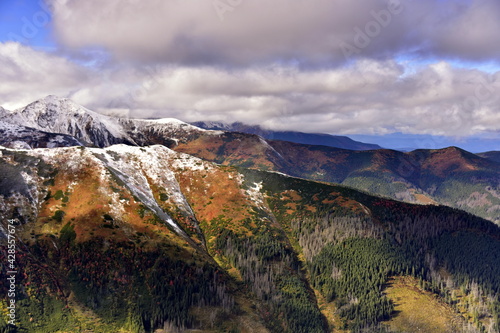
0, 96, 213, 148
0, 95, 135, 147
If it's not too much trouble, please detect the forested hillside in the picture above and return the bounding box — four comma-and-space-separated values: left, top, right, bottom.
0, 145, 499, 332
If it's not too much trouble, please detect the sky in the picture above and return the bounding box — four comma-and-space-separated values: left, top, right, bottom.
1, 0, 500, 152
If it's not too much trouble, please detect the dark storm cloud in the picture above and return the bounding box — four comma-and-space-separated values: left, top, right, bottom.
48, 0, 500, 65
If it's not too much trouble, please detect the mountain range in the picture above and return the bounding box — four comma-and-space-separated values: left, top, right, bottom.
478, 151, 500, 164
0, 96, 499, 333
1, 96, 500, 225
190, 121, 382, 151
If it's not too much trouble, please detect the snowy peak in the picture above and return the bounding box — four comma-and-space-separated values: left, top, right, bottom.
19, 95, 95, 120
128, 117, 208, 133
190, 121, 234, 131
1, 95, 136, 147
0, 96, 221, 148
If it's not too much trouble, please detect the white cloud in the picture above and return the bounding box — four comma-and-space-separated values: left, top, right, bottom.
1, 41, 500, 137
0, 42, 89, 109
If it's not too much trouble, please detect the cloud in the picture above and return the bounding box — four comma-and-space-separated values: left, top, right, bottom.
421, 0, 500, 61
47, 0, 500, 66
103, 61, 499, 138
0, 42, 89, 109
2, 42, 500, 137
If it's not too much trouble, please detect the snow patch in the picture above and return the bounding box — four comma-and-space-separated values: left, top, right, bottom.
259, 137, 284, 160
91, 145, 186, 235
171, 152, 209, 172
246, 181, 264, 207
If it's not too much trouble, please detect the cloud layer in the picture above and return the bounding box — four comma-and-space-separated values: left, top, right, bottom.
2, 1, 500, 138
0, 42, 88, 109
1, 42, 499, 137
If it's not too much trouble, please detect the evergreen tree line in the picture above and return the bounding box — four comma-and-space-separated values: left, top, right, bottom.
293, 206, 500, 332
215, 228, 327, 333
0, 236, 235, 333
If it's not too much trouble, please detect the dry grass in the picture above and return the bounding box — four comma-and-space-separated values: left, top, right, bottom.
31, 158, 189, 251
176, 166, 258, 247
422, 147, 478, 178
413, 193, 438, 205
176, 134, 277, 171
313, 290, 348, 333
383, 276, 462, 333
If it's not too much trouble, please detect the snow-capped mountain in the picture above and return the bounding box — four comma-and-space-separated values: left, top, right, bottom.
0, 96, 137, 147
120, 117, 220, 147
0, 95, 217, 148
0, 120, 82, 149
0, 143, 206, 241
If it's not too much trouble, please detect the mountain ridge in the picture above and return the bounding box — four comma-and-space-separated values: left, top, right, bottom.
0, 120, 83, 149
0, 95, 137, 147
0, 96, 224, 149
191, 121, 382, 151
477, 150, 500, 164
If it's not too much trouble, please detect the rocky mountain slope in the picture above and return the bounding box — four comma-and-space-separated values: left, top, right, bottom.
0, 143, 499, 332
0, 121, 82, 149
0, 96, 136, 147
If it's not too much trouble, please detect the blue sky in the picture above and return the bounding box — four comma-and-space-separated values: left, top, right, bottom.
0, 0, 54, 48
0, 0, 500, 152
350, 133, 500, 152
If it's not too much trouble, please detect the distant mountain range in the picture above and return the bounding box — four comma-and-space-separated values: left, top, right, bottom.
175, 134, 500, 224
478, 151, 500, 164
191, 121, 382, 151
